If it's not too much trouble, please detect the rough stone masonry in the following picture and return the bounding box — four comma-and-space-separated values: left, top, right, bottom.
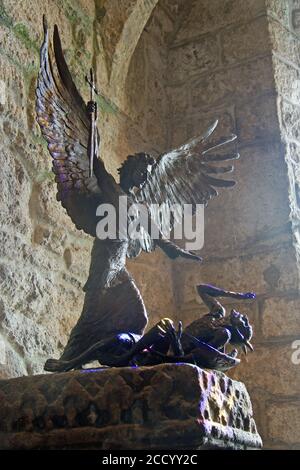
0, 364, 262, 450
0, 0, 300, 449
167, 0, 300, 450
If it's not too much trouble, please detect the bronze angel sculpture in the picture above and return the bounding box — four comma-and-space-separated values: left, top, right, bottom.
36, 19, 254, 373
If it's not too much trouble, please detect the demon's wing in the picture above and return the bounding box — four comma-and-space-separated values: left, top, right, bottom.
36, 19, 109, 236
135, 120, 239, 238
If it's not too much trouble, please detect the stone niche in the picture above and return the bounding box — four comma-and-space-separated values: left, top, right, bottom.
0, 364, 262, 450
2, 0, 299, 451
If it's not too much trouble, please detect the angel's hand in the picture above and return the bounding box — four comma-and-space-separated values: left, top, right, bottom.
156, 239, 202, 262
87, 100, 97, 114
186, 250, 203, 262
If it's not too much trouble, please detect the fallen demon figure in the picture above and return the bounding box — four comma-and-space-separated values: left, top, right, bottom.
45, 284, 255, 373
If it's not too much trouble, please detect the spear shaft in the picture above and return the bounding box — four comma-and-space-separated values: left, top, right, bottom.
86, 68, 97, 177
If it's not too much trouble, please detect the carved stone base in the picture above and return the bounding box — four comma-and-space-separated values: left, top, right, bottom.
0, 364, 262, 450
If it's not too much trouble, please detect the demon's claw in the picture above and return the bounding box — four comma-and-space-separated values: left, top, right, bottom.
244, 292, 256, 299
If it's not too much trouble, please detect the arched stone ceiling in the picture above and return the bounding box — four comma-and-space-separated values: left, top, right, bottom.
93, 0, 193, 109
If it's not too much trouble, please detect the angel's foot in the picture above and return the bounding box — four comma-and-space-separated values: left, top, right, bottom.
44, 358, 71, 372
86, 100, 96, 114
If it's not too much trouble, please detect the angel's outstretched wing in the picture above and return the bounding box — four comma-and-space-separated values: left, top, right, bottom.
36, 18, 110, 236
135, 120, 239, 238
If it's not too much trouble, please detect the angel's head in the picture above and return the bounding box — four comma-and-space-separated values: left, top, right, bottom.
118, 153, 156, 193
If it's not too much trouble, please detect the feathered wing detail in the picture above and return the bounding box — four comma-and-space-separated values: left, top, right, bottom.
36, 18, 105, 236
135, 120, 239, 238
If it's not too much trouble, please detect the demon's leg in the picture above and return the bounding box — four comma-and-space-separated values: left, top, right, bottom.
196, 284, 256, 317
123, 318, 176, 358
208, 327, 231, 351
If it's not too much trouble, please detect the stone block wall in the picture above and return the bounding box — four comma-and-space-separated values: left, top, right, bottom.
1, 0, 300, 450
166, 0, 300, 449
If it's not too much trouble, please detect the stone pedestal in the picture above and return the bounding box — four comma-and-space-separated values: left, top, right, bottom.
0, 364, 262, 450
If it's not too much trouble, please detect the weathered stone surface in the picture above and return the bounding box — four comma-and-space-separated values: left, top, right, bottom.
0, 334, 28, 379
221, 16, 270, 66
199, 143, 291, 258
0, 0, 299, 452
165, 0, 300, 452
175, 0, 265, 41
0, 147, 32, 238
0, 53, 28, 124
280, 98, 300, 142
162, 0, 188, 21
286, 141, 300, 224
265, 401, 300, 448
152, 3, 174, 41
143, 44, 169, 150
230, 343, 300, 396
1, 310, 57, 359
269, 17, 300, 67
273, 57, 300, 104
29, 180, 81, 235
0, 364, 262, 450
266, 0, 290, 26
0, 0, 97, 380
288, 0, 300, 36
165, 140, 291, 266
168, 82, 191, 116
261, 296, 300, 339
97, 0, 138, 75
125, 36, 147, 130
236, 94, 279, 143
190, 56, 274, 109
168, 35, 221, 83
108, 0, 161, 107
175, 246, 299, 313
